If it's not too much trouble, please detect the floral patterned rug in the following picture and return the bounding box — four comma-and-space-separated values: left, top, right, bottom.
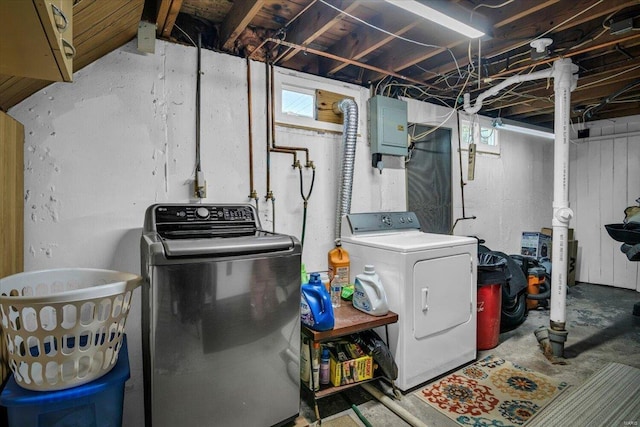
415, 355, 568, 426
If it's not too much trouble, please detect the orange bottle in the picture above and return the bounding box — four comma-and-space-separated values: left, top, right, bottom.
328, 240, 350, 286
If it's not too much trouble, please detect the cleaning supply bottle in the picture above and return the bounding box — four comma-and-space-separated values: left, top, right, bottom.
301, 272, 335, 331
330, 275, 342, 308
311, 342, 320, 391
353, 265, 389, 316
328, 239, 350, 286
319, 347, 330, 385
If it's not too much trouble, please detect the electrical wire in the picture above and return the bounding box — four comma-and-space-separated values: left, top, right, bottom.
508, 0, 605, 56
173, 24, 197, 47
408, 70, 473, 143
578, 64, 640, 89
318, 0, 463, 77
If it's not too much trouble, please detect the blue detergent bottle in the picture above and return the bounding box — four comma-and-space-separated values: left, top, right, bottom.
301, 272, 335, 331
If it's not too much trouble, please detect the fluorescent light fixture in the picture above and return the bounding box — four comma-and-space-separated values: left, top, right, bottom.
493, 118, 555, 140
383, 0, 485, 39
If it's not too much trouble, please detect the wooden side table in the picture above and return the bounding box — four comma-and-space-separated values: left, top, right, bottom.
300, 302, 399, 421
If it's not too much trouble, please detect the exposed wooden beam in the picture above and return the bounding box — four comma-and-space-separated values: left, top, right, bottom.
491, 0, 561, 29
277, 0, 362, 65
156, 0, 182, 38
266, 38, 436, 87
415, 0, 639, 82
220, 0, 265, 51
322, 18, 419, 75
482, 63, 640, 112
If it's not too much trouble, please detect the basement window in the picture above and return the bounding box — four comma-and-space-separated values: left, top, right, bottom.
460, 117, 500, 155
282, 87, 314, 118
274, 69, 362, 133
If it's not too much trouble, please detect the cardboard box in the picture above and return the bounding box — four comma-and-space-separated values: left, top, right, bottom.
329, 343, 373, 386
521, 232, 552, 258
568, 240, 578, 286
540, 228, 578, 286
541, 227, 574, 241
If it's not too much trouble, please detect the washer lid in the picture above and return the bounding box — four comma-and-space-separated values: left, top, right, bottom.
342, 230, 476, 252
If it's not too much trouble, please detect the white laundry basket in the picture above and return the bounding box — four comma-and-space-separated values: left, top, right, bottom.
0, 268, 141, 391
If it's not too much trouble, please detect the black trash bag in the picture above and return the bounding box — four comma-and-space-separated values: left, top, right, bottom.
476, 248, 529, 332
351, 330, 398, 380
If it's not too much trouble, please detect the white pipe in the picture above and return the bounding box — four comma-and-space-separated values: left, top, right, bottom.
549, 58, 578, 331
361, 382, 429, 427
463, 68, 553, 115
463, 59, 579, 341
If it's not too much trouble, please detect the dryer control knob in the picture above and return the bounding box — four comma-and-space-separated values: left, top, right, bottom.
195, 207, 210, 219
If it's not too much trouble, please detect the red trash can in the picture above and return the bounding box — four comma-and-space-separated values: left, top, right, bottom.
477, 283, 502, 350
477, 253, 507, 350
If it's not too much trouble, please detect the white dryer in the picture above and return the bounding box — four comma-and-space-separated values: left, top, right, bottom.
341, 212, 477, 391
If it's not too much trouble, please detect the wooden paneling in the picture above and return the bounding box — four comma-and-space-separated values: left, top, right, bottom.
0, 111, 24, 279
571, 123, 640, 288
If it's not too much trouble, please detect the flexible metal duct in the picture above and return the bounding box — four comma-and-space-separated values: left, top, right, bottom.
335, 98, 359, 241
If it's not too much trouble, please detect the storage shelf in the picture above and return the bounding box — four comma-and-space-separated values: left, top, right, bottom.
301, 302, 398, 421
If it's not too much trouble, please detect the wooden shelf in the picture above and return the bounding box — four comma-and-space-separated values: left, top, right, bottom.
301, 302, 398, 342
301, 302, 398, 419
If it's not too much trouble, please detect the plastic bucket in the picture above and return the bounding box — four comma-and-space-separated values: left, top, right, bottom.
526, 266, 546, 310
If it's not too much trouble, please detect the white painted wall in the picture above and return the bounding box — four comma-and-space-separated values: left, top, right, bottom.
8, 40, 406, 426
405, 98, 555, 254
570, 116, 640, 289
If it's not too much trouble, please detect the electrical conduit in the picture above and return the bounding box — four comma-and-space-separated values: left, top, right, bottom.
335, 98, 358, 241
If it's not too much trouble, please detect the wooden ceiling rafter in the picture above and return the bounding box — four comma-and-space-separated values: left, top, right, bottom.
409, 0, 639, 85
220, 0, 266, 51
156, 0, 183, 38
323, 19, 419, 76
275, 0, 363, 65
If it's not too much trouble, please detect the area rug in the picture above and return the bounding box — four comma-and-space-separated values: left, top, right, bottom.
415, 355, 568, 426
527, 362, 640, 427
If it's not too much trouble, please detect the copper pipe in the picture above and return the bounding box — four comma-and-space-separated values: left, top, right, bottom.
246, 57, 257, 200
269, 63, 311, 167
265, 61, 272, 199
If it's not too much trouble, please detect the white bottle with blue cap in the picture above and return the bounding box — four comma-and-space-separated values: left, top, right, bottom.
353, 265, 389, 316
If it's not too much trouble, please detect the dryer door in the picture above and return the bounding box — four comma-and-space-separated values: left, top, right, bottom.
413, 253, 473, 339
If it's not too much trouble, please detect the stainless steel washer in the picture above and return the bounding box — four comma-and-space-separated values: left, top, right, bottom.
141, 203, 301, 427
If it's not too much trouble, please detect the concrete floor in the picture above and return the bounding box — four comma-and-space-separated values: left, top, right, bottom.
297, 282, 640, 426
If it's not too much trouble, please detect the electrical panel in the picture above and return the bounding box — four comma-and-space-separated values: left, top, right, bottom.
368, 95, 408, 157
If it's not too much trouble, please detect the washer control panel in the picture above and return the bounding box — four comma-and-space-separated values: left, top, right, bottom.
154, 205, 256, 224
345, 212, 420, 233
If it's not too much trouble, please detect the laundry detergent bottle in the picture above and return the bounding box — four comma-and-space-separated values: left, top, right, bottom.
353, 265, 389, 316
301, 272, 335, 331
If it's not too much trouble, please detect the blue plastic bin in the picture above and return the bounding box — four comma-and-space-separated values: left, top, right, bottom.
0, 335, 130, 427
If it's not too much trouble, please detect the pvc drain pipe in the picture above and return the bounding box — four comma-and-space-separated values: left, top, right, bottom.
465, 58, 579, 358
361, 382, 429, 427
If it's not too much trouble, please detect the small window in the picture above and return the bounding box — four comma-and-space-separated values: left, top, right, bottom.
460, 117, 500, 154
282, 88, 314, 118
274, 69, 363, 133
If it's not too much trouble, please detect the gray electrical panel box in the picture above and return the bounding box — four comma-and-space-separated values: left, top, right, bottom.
368, 95, 408, 156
